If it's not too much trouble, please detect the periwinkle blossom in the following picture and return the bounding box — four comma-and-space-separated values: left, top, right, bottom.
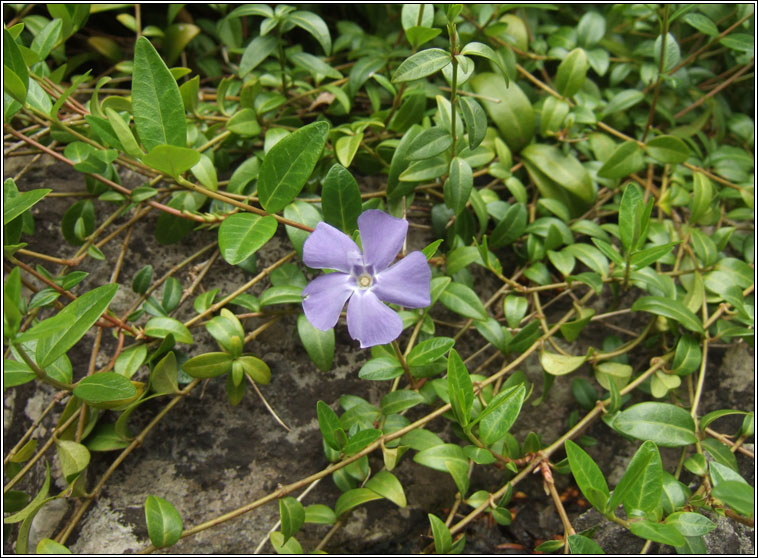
302, 210, 431, 348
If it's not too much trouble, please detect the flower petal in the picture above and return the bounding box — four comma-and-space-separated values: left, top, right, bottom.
372, 251, 431, 308
303, 222, 363, 273
358, 210, 407, 272
302, 272, 354, 330
346, 289, 403, 348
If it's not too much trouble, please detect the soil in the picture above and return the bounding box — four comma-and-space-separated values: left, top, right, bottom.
3, 154, 754, 554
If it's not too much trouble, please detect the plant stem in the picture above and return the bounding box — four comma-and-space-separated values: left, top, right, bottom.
448, 21, 459, 161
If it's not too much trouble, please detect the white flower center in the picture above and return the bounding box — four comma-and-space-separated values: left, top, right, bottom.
357, 273, 373, 288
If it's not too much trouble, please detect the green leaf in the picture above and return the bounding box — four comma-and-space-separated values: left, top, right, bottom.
597, 141, 645, 179
521, 144, 595, 216
228, 4, 274, 19
36, 538, 72, 554
461, 41, 507, 76
654, 33, 680, 73
614, 402, 697, 447
470, 72, 534, 153
4, 27, 28, 103
607, 440, 662, 513
322, 164, 362, 233
17, 283, 118, 368
334, 487, 382, 518
288, 10, 331, 55
690, 172, 713, 223
317, 400, 346, 451
144, 316, 194, 344
365, 470, 407, 507
258, 121, 329, 214
540, 96, 570, 136
438, 282, 488, 320
618, 188, 652, 254
645, 135, 690, 164
259, 286, 303, 306
161, 277, 182, 314
3, 187, 52, 225
665, 512, 715, 537
181, 352, 232, 378
719, 33, 754, 54
151, 351, 179, 395
631, 296, 703, 333
141, 145, 201, 178
447, 349, 473, 426
279, 497, 305, 542
565, 439, 610, 513
555, 48, 588, 97
603, 89, 644, 117
406, 337, 454, 367
392, 48, 450, 82
358, 357, 403, 381
84, 423, 130, 452
239, 35, 278, 77
131, 265, 153, 294
55, 440, 90, 483
399, 156, 447, 182
445, 157, 473, 215
218, 213, 277, 265
700, 409, 748, 432
283, 201, 322, 257
381, 390, 424, 415
414, 443, 467, 473
132, 36, 186, 151
269, 531, 303, 554
672, 334, 701, 376
335, 133, 362, 168
342, 429, 381, 456
73, 372, 137, 407
60, 199, 94, 246
541, 350, 587, 376
105, 108, 143, 158
458, 96, 487, 150
560, 307, 595, 342
304, 504, 336, 525
477, 385, 526, 446
628, 519, 685, 547
712, 480, 754, 517
503, 294, 528, 329
568, 534, 604, 554
407, 127, 452, 161
491, 203, 527, 248
238, 356, 271, 385
4, 462, 50, 524
428, 514, 453, 554
3, 359, 36, 387
577, 11, 606, 47
630, 242, 678, 269
681, 13, 719, 36
145, 495, 183, 548
297, 314, 334, 372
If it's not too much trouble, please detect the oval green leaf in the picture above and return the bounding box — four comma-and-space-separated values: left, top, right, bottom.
613, 402, 697, 447
258, 121, 329, 213
145, 494, 183, 548
132, 36, 186, 151
218, 213, 277, 265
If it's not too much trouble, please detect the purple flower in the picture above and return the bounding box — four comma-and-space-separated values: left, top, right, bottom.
302, 210, 431, 348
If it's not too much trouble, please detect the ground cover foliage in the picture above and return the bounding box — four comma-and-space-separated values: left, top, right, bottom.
2, 3, 755, 554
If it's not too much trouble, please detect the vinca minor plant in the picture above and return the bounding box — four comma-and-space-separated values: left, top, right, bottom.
2, 3, 755, 555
